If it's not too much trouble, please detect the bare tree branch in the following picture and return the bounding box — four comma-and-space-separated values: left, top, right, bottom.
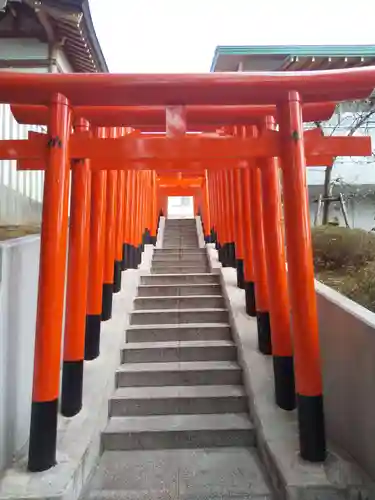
313, 102, 375, 226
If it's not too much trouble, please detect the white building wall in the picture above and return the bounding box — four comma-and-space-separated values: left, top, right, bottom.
0, 104, 45, 224
0, 40, 74, 224
0, 38, 48, 62
306, 103, 375, 187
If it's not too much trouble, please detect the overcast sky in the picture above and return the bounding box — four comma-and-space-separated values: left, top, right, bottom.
89, 0, 375, 73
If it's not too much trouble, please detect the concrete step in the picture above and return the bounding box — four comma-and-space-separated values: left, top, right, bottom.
163, 237, 198, 241
102, 413, 254, 450
130, 308, 229, 325
154, 248, 206, 254
163, 237, 198, 242
162, 236, 197, 239
140, 273, 220, 285
82, 448, 273, 500
152, 255, 207, 263
116, 360, 242, 387
164, 226, 196, 229
164, 229, 197, 231
126, 323, 232, 343
109, 385, 247, 417
151, 266, 209, 274
121, 340, 236, 363
160, 246, 200, 250
137, 283, 222, 296
133, 295, 225, 310
165, 222, 196, 225
152, 260, 207, 269
162, 240, 199, 245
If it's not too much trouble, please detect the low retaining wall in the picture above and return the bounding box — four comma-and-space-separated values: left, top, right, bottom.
0, 235, 40, 471
316, 280, 375, 480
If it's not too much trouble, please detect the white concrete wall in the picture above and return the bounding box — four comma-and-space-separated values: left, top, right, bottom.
316, 280, 375, 480
0, 235, 40, 470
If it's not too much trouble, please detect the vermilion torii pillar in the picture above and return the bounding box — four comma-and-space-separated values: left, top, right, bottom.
2, 67, 375, 471
278, 92, 327, 461
61, 117, 91, 418
27, 94, 72, 472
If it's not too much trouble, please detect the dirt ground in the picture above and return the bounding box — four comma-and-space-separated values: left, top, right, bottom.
0, 224, 41, 241
312, 225, 375, 313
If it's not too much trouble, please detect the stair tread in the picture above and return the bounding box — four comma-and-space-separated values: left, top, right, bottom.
123, 340, 234, 349
117, 360, 240, 373
111, 385, 245, 400
135, 294, 222, 298
134, 295, 223, 301
83, 448, 272, 500
131, 308, 228, 314
141, 273, 216, 277
138, 283, 220, 288
105, 413, 252, 433
127, 322, 230, 330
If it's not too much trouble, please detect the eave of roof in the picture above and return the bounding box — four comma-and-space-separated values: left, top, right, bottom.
38, 0, 108, 72
211, 44, 375, 72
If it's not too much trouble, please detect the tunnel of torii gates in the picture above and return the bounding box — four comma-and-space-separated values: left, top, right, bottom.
1, 68, 375, 473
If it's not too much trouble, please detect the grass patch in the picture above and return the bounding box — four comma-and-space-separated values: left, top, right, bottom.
312, 225, 375, 312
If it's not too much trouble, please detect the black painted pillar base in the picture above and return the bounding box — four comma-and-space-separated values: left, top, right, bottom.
143, 228, 151, 245
150, 235, 157, 245
61, 360, 84, 417
236, 259, 244, 289
273, 356, 296, 411
101, 283, 113, 321
204, 234, 211, 244
221, 244, 229, 267
228, 242, 236, 268
28, 399, 58, 472
210, 228, 216, 244
121, 243, 128, 271
297, 394, 326, 462
217, 243, 222, 263
85, 314, 101, 360
113, 260, 122, 293
131, 245, 139, 268
244, 281, 256, 317
137, 244, 143, 266
124, 242, 134, 269
128, 245, 137, 269
256, 311, 272, 355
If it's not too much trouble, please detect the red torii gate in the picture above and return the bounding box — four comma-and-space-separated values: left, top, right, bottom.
3, 67, 375, 473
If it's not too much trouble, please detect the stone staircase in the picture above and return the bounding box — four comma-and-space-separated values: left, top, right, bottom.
82, 218, 273, 499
